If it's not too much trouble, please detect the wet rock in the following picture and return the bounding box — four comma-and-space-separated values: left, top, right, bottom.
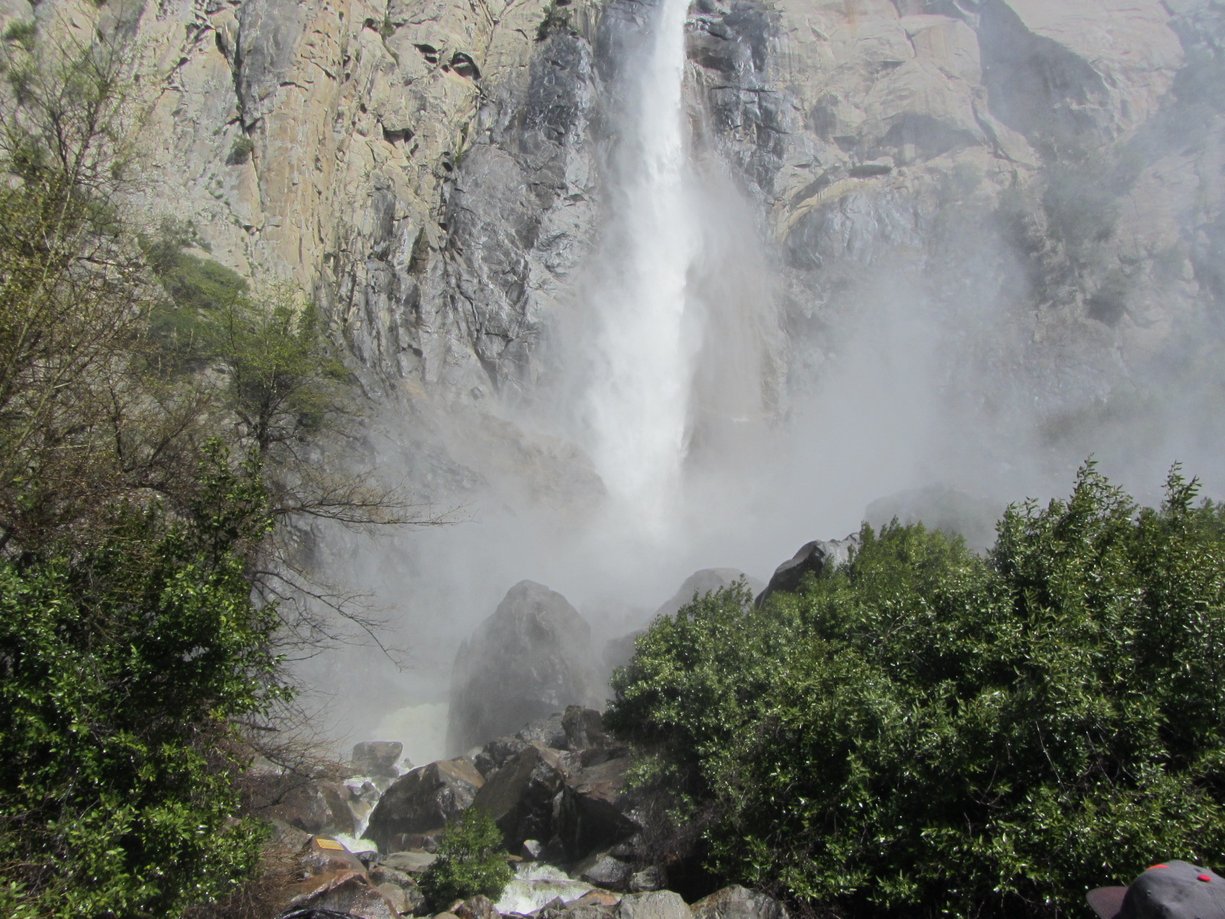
474, 735, 533, 778
279, 864, 400, 918
755, 535, 861, 606
557, 756, 640, 857
379, 849, 437, 874
472, 743, 569, 850
375, 881, 412, 915
448, 581, 601, 753
365, 867, 423, 911
516, 711, 570, 752
251, 773, 354, 837
577, 852, 634, 890
549, 904, 619, 919
628, 867, 666, 893
616, 891, 692, 919
300, 836, 367, 877
565, 892, 617, 916
365, 758, 485, 853
691, 886, 789, 919
562, 706, 622, 762
456, 893, 501, 919
351, 741, 405, 778
537, 891, 621, 919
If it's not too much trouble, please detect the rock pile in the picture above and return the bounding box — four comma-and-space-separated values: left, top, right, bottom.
269, 707, 789, 919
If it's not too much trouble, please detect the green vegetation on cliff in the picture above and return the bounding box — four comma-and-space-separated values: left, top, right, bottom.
608, 465, 1225, 918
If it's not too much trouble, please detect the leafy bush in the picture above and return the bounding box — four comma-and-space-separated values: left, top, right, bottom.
608, 465, 1225, 918
419, 809, 512, 910
227, 134, 254, 165
0, 445, 285, 918
2, 20, 36, 48
536, 1, 574, 41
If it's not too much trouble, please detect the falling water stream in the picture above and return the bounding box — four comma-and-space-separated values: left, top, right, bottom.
581, 0, 698, 532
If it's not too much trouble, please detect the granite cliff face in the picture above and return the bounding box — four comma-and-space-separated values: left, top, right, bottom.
8, 0, 1225, 759
7, 0, 1221, 428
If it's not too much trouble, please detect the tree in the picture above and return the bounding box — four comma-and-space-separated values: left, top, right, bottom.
207, 284, 345, 459
608, 465, 1225, 918
419, 809, 513, 910
0, 19, 432, 916
0, 27, 289, 918
0, 29, 160, 553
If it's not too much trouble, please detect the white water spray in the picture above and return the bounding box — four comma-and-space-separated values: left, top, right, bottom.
582, 0, 697, 528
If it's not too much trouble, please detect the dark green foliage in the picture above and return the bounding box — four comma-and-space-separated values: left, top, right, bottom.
226, 134, 254, 165
0, 445, 285, 918
608, 465, 1225, 917
419, 809, 513, 910
141, 223, 249, 371
143, 221, 247, 315
536, 1, 574, 41
211, 286, 349, 457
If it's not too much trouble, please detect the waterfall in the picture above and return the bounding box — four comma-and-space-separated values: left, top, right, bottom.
581, 0, 697, 530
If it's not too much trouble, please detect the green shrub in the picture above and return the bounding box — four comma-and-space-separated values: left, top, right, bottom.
0, 445, 284, 918
2, 20, 36, 48
140, 221, 248, 370
608, 465, 1225, 918
419, 809, 512, 910
227, 134, 254, 165
536, 1, 573, 41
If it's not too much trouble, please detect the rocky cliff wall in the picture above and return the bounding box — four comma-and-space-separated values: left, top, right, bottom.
11, 0, 1223, 755
2, 0, 1223, 550
8, 0, 1221, 426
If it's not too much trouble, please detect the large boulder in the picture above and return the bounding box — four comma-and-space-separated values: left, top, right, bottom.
466, 708, 630, 856
692, 886, 790, 919
350, 741, 405, 779
281, 874, 402, 919
249, 773, 358, 838
556, 755, 641, 858
616, 891, 692, 919
365, 758, 485, 853
471, 743, 570, 850
755, 535, 860, 606
448, 581, 601, 753
563, 706, 624, 766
